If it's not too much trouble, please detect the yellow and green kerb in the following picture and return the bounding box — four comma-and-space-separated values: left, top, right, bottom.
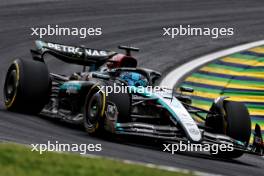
178, 46, 264, 142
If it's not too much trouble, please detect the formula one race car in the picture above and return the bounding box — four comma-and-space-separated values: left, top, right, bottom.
3, 40, 263, 158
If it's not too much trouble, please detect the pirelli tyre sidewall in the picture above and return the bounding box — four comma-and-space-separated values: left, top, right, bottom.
3, 59, 50, 114
83, 84, 106, 135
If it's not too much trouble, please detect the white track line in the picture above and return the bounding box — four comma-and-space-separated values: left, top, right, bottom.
83, 153, 222, 176
160, 40, 264, 89
14, 143, 220, 176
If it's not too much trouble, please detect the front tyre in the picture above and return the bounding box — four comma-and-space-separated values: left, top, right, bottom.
83, 85, 106, 135
212, 101, 251, 158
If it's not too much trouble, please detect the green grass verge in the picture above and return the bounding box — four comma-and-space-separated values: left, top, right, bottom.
0, 143, 192, 176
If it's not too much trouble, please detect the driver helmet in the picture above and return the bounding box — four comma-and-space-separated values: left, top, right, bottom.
119, 72, 148, 87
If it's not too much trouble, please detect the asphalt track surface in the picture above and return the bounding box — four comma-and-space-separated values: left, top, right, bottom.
0, 0, 264, 175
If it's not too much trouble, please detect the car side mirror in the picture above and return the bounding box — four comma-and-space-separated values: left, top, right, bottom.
180, 86, 194, 93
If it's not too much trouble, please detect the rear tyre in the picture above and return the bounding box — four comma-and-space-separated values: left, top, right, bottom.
211, 101, 251, 158
3, 59, 50, 114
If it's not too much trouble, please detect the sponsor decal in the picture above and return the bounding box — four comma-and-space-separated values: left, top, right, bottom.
46, 42, 109, 57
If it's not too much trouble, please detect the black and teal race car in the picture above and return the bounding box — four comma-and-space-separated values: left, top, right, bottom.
3, 40, 263, 158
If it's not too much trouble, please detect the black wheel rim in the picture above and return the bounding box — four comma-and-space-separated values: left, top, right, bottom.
86, 92, 102, 128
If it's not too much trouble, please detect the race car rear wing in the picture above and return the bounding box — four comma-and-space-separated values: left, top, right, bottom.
30, 40, 117, 67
